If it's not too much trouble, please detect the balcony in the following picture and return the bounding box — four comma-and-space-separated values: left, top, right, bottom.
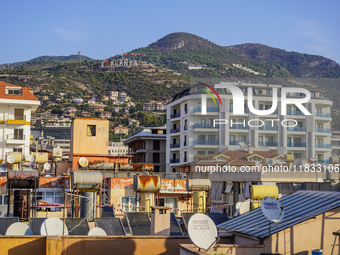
287, 111, 304, 116
287, 143, 306, 147
7, 134, 25, 144
7, 115, 28, 125
229, 108, 249, 113
193, 107, 219, 113
170, 159, 180, 164
315, 112, 331, 118
193, 140, 219, 145
170, 128, 181, 133
229, 141, 248, 146
287, 127, 306, 132
316, 144, 331, 149
316, 128, 331, 133
230, 125, 248, 130
170, 143, 180, 149
258, 142, 278, 146
170, 113, 180, 119
259, 126, 278, 131
193, 124, 218, 129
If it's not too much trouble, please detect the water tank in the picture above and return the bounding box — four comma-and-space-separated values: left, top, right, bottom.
133, 175, 161, 193
119, 163, 133, 171
71, 172, 103, 191
13, 190, 30, 221
193, 191, 206, 213
140, 193, 155, 212
7, 170, 39, 189
249, 185, 279, 200
8, 152, 22, 163
80, 192, 96, 220
250, 200, 261, 210
34, 152, 49, 164
284, 154, 294, 162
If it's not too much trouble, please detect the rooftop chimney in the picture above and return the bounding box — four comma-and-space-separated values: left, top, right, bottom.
248, 145, 254, 154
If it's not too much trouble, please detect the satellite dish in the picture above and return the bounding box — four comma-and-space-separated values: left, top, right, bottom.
187, 213, 219, 251
238, 142, 246, 148
88, 227, 107, 236
44, 163, 51, 171
25, 154, 35, 162
6, 222, 33, 236
239, 199, 251, 215
79, 157, 89, 168
7, 156, 15, 164
40, 217, 69, 235
261, 197, 284, 223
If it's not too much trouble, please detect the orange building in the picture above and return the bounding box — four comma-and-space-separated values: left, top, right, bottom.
70, 118, 131, 169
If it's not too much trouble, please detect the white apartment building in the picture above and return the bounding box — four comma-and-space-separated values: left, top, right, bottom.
165, 82, 332, 172
0, 81, 40, 160
108, 142, 129, 156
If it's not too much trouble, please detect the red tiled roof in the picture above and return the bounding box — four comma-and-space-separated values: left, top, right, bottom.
0, 81, 39, 101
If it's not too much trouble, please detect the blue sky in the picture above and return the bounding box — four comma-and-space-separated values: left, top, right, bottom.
1, 0, 339, 64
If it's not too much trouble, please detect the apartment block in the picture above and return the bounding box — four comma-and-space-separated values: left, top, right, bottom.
165, 82, 332, 172
0, 81, 40, 160
124, 127, 166, 172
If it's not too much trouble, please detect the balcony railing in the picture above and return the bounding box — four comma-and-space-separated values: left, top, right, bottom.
287, 111, 304, 116
170, 143, 180, 148
315, 112, 331, 118
193, 124, 218, 129
193, 107, 219, 113
229, 141, 248, 146
170, 113, 180, 119
259, 126, 278, 131
170, 159, 180, 164
287, 127, 306, 132
316, 128, 331, 133
230, 125, 248, 129
7, 134, 25, 140
258, 141, 278, 146
287, 143, 306, 147
193, 140, 219, 145
229, 108, 249, 113
170, 128, 181, 133
316, 144, 331, 148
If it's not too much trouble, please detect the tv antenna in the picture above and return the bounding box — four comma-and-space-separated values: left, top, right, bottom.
187, 213, 220, 251
261, 196, 284, 236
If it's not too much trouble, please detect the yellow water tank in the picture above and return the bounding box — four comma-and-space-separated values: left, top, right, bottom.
284, 154, 295, 162
140, 193, 155, 212
250, 185, 279, 200
193, 191, 206, 213
251, 200, 261, 210
32, 152, 49, 164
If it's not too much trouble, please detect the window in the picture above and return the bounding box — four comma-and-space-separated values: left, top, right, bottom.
13, 147, 23, 153
14, 129, 24, 140
184, 103, 188, 114
121, 197, 139, 212
14, 109, 24, 120
155, 198, 177, 211
0, 195, 8, 205
87, 125, 96, 136
6, 87, 22, 95
153, 140, 160, 150
153, 153, 160, 163
36, 191, 63, 211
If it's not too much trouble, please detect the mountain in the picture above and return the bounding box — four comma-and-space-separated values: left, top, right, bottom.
1, 32, 340, 128
128, 32, 340, 78
0, 55, 92, 69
